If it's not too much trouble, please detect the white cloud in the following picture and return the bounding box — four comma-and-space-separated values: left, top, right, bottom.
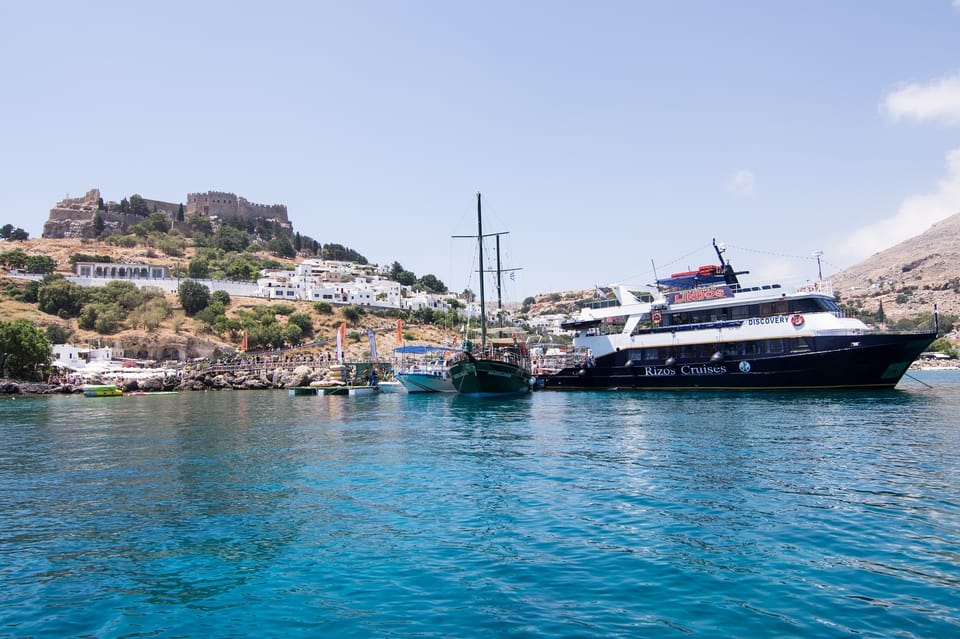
725, 170, 756, 197
836, 148, 960, 262
882, 71, 960, 124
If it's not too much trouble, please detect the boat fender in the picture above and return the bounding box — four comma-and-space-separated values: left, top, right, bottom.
790, 314, 804, 327
665, 356, 677, 367
710, 351, 724, 363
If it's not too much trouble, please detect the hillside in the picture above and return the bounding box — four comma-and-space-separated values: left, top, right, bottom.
0, 238, 457, 361
4, 213, 958, 362
828, 212, 960, 321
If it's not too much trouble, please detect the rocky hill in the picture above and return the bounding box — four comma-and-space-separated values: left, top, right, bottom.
828, 212, 960, 322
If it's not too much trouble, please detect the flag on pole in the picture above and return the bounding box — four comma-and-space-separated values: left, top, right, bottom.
336, 322, 346, 363
367, 328, 378, 363
595, 285, 608, 300
395, 318, 403, 345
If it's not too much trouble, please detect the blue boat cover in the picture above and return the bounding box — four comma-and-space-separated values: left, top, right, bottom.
656, 273, 727, 289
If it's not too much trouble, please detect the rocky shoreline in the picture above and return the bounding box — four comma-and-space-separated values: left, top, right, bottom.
1, 363, 340, 396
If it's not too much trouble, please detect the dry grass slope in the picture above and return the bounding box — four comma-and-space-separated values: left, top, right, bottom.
1, 237, 458, 361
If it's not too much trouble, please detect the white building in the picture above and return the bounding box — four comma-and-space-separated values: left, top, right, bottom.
257, 261, 456, 313
75, 262, 167, 280
51, 344, 116, 370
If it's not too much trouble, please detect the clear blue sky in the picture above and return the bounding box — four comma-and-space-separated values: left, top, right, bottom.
3, 1, 960, 301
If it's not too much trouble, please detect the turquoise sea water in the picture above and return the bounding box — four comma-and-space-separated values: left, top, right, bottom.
2, 371, 959, 638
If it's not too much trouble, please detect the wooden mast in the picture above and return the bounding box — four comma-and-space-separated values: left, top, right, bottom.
476, 192, 486, 348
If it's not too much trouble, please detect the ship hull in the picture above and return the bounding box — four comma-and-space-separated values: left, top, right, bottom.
450, 358, 531, 397
543, 332, 937, 391
396, 371, 456, 393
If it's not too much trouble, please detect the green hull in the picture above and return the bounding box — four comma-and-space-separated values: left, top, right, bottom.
449, 358, 531, 397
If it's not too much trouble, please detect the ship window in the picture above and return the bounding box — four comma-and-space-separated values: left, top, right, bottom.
731, 305, 750, 320
679, 345, 698, 359
789, 338, 811, 352
765, 340, 784, 354
743, 341, 762, 356
775, 300, 789, 314
643, 348, 660, 361
724, 342, 744, 357
818, 299, 842, 313
759, 303, 773, 317
789, 299, 821, 313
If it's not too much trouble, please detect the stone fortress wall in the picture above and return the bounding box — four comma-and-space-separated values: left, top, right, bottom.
186, 191, 289, 226
42, 188, 291, 239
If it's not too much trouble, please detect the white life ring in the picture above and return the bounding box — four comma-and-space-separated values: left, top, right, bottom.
790, 314, 804, 327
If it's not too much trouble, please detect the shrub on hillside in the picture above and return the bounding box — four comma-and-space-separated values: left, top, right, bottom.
178, 280, 210, 316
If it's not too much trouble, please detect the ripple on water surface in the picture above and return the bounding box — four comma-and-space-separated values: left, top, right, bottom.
1, 376, 959, 637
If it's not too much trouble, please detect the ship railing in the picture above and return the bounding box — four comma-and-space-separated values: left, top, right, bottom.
795, 280, 834, 295
632, 319, 745, 336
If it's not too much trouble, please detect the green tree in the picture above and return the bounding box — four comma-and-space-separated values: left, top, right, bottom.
282, 323, 303, 346
224, 257, 257, 280
267, 235, 296, 258
287, 312, 313, 336
127, 296, 172, 331
92, 211, 106, 237
313, 301, 333, 315
177, 203, 185, 223
0, 319, 51, 379
0, 224, 14, 240
0, 248, 28, 269
341, 305, 364, 325
45, 323, 72, 345
37, 279, 87, 318
294, 232, 302, 252
412, 307, 435, 324
178, 280, 210, 316
146, 211, 171, 233
188, 257, 210, 279
128, 194, 151, 217
8, 228, 28, 241
214, 225, 249, 252
25, 255, 56, 274
186, 212, 213, 235
396, 270, 416, 286
321, 243, 368, 264
416, 274, 447, 294
78, 302, 125, 334
210, 289, 231, 307
194, 301, 226, 327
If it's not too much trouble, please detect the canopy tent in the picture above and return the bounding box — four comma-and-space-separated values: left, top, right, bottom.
393, 345, 458, 355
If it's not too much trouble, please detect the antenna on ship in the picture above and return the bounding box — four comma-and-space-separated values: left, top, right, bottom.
712, 238, 747, 289
813, 250, 824, 282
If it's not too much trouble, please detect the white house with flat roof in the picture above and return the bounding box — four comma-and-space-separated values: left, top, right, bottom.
74, 262, 167, 280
